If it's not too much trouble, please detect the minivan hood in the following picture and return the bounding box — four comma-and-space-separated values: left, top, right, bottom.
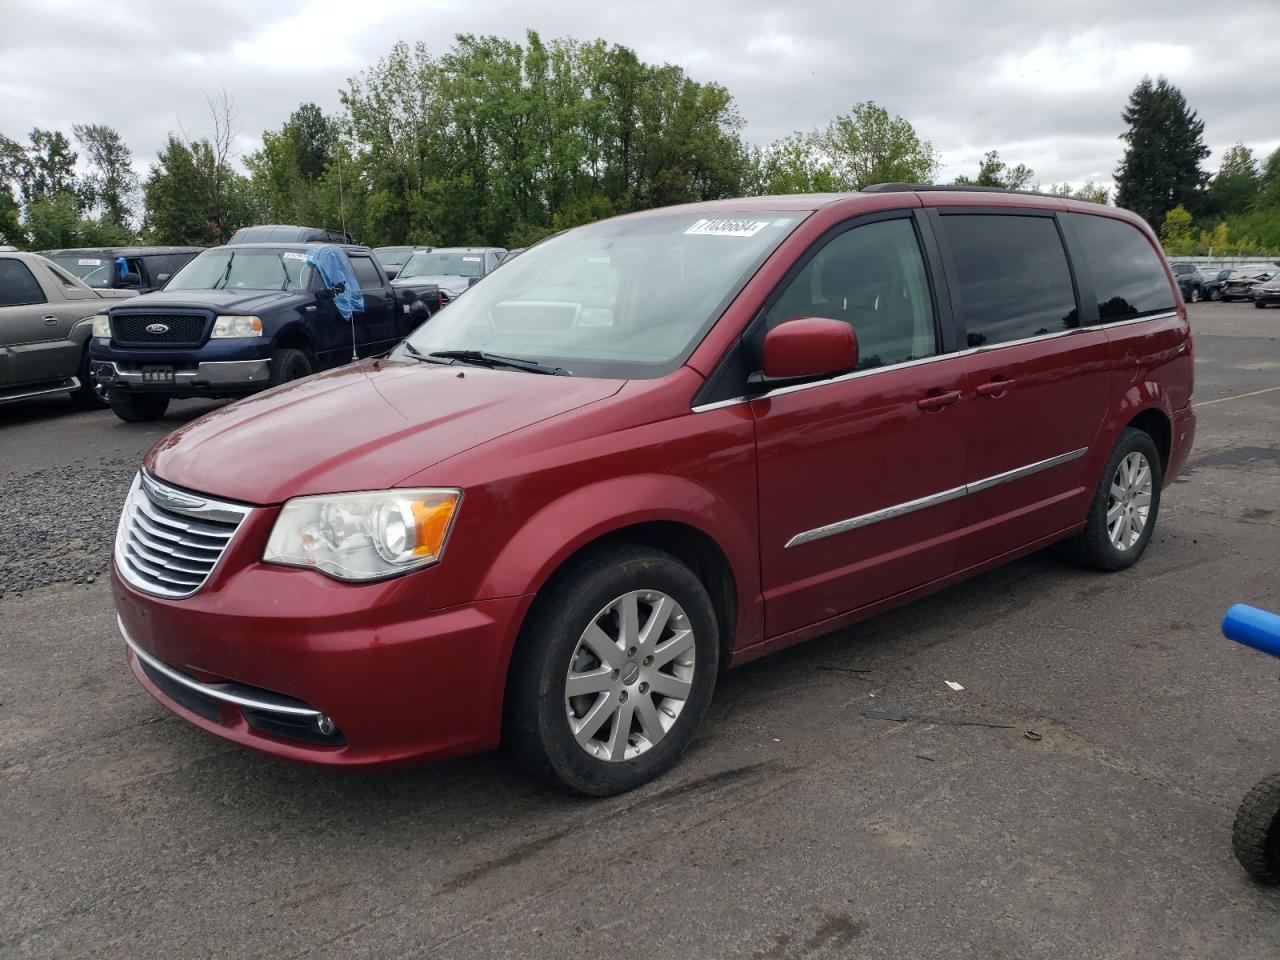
145, 360, 624, 504
109, 289, 305, 313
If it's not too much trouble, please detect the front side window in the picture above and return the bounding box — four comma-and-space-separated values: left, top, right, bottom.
0, 258, 46, 306
939, 214, 1078, 347
349, 256, 382, 290
767, 217, 937, 369
1069, 214, 1176, 321
401, 212, 803, 379
165, 249, 315, 292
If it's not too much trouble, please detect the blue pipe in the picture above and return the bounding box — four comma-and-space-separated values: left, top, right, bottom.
1223, 604, 1280, 659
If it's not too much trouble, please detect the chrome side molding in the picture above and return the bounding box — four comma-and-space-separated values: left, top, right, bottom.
785, 447, 1088, 548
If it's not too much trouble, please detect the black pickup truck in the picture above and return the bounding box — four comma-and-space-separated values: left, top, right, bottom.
90, 243, 442, 421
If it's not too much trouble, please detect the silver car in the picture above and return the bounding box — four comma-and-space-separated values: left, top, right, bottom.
0, 251, 136, 407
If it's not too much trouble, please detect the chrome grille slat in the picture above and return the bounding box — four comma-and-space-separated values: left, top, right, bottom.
115, 473, 252, 599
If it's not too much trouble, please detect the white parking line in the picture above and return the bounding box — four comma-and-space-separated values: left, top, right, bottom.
1195, 385, 1280, 407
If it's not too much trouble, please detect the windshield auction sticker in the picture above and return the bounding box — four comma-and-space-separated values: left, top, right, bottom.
78, 258, 102, 265
685, 218, 770, 238
282, 252, 308, 261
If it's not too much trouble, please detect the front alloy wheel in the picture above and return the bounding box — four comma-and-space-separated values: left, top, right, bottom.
505, 544, 719, 795
566, 590, 696, 762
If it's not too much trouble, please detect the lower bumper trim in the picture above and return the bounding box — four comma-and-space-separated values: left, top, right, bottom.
97, 359, 270, 388
119, 615, 322, 720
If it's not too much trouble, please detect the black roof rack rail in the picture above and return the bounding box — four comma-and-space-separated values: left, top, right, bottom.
863, 182, 1106, 205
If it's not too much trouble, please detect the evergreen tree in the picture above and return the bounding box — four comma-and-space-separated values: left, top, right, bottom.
1114, 76, 1209, 226
73, 123, 139, 229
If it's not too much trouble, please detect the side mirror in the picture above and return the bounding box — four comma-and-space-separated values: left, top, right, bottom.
749, 318, 858, 390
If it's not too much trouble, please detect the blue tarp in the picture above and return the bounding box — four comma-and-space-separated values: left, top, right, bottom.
306, 245, 365, 321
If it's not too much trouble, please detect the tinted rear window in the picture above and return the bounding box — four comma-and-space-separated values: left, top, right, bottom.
938, 214, 1078, 347
1069, 214, 1176, 320
0, 258, 46, 306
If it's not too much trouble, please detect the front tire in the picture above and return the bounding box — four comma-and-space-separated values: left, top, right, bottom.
268, 347, 313, 387
1189, 285, 1201, 303
1255, 300, 1266, 309
109, 389, 170, 423
1210, 287, 1222, 301
504, 544, 720, 796
71, 347, 109, 409
1065, 428, 1162, 571
1233, 772, 1280, 884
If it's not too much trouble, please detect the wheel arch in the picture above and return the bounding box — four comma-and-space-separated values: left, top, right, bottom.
271, 324, 316, 361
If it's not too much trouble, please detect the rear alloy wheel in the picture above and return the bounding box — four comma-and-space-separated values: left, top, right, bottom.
505, 544, 719, 795
108, 388, 170, 423
1210, 288, 1222, 301
268, 347, 313, 387
1065, 428, 1162, 571
1189, 285, 1201, 303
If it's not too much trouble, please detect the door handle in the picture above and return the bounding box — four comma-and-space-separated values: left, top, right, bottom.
917, 389, 963, 412
976, 378, 1016, 398
42, 315, 58, 325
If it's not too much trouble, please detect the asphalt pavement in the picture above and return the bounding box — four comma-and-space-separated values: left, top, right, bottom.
2, 301, 1279, 959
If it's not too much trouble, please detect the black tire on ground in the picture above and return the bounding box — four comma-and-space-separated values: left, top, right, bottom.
504, 543, 720, 796
1064, 427, 1163, 572
268, 347, 313, 387
1190, 285, 1201, 303
108, 388, 170, 423
1232, 771, 1280, 884
71, 346, 108, 409
1255, 300, 1267, 309
1210, 288, 1222, 301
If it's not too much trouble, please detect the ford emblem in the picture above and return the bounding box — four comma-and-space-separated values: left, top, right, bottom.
146, 322, 169, 334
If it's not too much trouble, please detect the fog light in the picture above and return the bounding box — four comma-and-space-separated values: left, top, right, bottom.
316, 714, 335, 736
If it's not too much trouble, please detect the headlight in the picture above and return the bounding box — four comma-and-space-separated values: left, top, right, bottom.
263, 489, 461, 581
211, 315, 263, 338
92, 314, 110, 338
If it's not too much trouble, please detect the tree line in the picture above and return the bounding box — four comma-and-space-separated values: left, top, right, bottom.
0, 33, 1274, 256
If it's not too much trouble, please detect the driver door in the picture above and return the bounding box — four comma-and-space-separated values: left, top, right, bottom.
752, 213, 971, 639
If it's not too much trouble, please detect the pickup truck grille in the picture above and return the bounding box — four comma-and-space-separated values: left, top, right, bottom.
115, 473, 251, 599
111, 313, 209, 347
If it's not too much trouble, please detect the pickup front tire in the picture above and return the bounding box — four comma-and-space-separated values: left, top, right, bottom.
109, 389, 170, 423
269, 348, 313, 387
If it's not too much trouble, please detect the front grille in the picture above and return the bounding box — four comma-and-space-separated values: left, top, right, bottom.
111, 313, 209, 347
115, 473, 251, 599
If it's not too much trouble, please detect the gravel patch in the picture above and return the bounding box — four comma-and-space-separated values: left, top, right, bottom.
0, 458, 137, 597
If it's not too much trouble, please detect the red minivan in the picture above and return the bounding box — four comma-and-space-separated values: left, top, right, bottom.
113, 186, 1195, 794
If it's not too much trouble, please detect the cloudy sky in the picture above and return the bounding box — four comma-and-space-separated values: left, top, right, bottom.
3, 0, 1278, 191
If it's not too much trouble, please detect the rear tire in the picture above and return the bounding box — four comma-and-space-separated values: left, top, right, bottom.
1065, 428, 1162, 572
1189, 286, 1201, 303
1255, 300, 1266, 309
109, 389, 170, 423
71, 347, 108, 409
268, 348, 313, 387
1210, 288, 1222, 301
504, 543, 719, 796
1233, 772, 1280, 884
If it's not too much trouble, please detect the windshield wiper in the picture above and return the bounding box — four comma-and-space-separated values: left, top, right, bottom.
426, 350, 569, 376
401, 341, 452, 364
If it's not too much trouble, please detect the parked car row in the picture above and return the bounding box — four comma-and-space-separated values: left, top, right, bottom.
1168, 261, 1278, 303
110, 186, 1196, 795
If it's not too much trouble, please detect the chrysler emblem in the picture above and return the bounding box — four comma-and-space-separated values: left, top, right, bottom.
146, 322, 170, 335
141, 473, 207, 511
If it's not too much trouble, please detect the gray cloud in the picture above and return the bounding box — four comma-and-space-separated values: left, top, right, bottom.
2, 0, 1277, 191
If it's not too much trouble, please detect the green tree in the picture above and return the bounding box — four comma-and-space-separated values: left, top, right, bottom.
1208, 143, 1260, 216
817, 101, 939, 189
17, 128, 79, 209
73, 123, 139, 230
1114, 76, 1209, 226
748, 134, 840, 194
1159, 203, 1195, 255
1044, 181, 1110, 204
954, 150, 1034, 190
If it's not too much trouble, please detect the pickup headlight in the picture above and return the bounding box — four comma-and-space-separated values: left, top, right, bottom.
211, 315, 263, 338
263, 489, 461, 581
92, 314, 111, 338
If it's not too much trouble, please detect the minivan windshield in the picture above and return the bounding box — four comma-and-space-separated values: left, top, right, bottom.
166, 248, 315, 292
400, 212, 803, 378
400, 250, 487, 279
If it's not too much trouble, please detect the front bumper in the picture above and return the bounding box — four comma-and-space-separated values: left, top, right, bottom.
113, 531, 534, 767
95, 359, 270, 392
